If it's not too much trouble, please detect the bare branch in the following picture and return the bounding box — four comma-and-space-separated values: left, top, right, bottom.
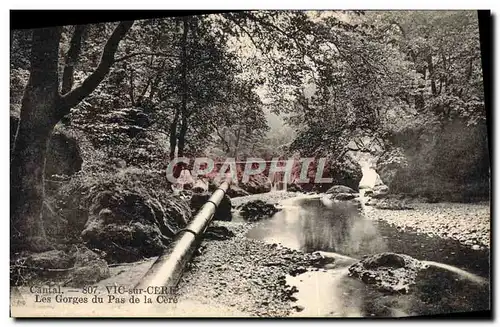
129, 66, 135, 106
60, 21, 134, 115
148, 59, 167, 99
114, 52, 178, 63
210, 122, 231, 153
61, 25, 86, 95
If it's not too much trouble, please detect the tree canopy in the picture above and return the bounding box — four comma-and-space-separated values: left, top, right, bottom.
10, 10, 488, 250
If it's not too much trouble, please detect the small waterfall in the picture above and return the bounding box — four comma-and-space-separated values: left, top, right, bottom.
421, 261, 489, 285
358, 188, 372, 219
356, 153, 379, 220
271, 182, 278, 192
314, 250, 359, 268
270, 171, 288, 192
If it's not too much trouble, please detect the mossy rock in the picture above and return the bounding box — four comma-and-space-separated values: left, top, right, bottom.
239, 200, 280, 222
348, 252, 426, 294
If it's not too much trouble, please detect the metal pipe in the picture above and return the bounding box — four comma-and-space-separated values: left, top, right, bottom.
135, 179, 231, 290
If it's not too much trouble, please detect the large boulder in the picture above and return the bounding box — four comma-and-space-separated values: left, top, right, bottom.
334, 193, 357, 201
11, 247, 110, 286
81, 190, 192, 263
324, 185, 358, 202
24, 250, 73, 270
371, 184, 390, 199
330, 155, 363, 191
239, 174, 272, 194
286, 183, 303, 192
10, 115, 83, 179
325, 185, 357, 198
238, 200, 280, 222
52, 170, 193, 263
70, 261, 110, 287
348, 252, 426, 294
226, 184, 251, 198
190, 192, 232, 221
82, 219, 167, 263
46, 131, 83, 178
326, 185, 356, 195
69, 246, 110, 286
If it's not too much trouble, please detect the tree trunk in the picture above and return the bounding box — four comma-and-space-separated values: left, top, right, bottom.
233, 128, 241, 159
169, 108, 179, 160
11, 22, 133, 251
213, 125, 231, 153
426, 54, 437, 96
177, 16, 190, 158
11, 27, 62, 251
178, 114, 188, 157
11, 123, 56, 250
415, 67, 427, 111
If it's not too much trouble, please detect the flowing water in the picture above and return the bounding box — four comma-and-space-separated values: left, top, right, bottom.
421, 261, 489, 286
246, 193, 490, 317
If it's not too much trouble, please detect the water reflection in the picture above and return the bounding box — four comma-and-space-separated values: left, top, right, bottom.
246, 196, 387, 258
246, 195, 490, 317
286, 261, 489, 317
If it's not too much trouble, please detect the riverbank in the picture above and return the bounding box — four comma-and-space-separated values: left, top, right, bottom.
177, 217, 328, 317
76, 192, 491, 317
88, 192, 320, 317
364, 201, 490, 249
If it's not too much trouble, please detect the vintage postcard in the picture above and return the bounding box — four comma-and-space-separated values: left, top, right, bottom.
9, 9, 491, 318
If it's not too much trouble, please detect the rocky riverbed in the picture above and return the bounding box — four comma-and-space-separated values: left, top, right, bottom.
72, 192, 490, 317
90, 220, 327, 317
364, 201, 490, 249
86, 192, 326, 317
177, 221, 326, 317
230, 191, 303, 207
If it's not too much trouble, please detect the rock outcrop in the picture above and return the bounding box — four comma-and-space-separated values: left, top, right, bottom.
52, 170, 193, 263
45, 131, 83, 178
238, 200, 281, 222
11, 115, 83, 179
348, 252, 426, 294
239, 174, 272, 194
190, 192, 232, 221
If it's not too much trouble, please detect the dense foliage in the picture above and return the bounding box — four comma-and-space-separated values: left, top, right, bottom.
10, 10, 488, 254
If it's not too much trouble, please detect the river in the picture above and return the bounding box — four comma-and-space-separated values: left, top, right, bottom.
246, 194, 490, 317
